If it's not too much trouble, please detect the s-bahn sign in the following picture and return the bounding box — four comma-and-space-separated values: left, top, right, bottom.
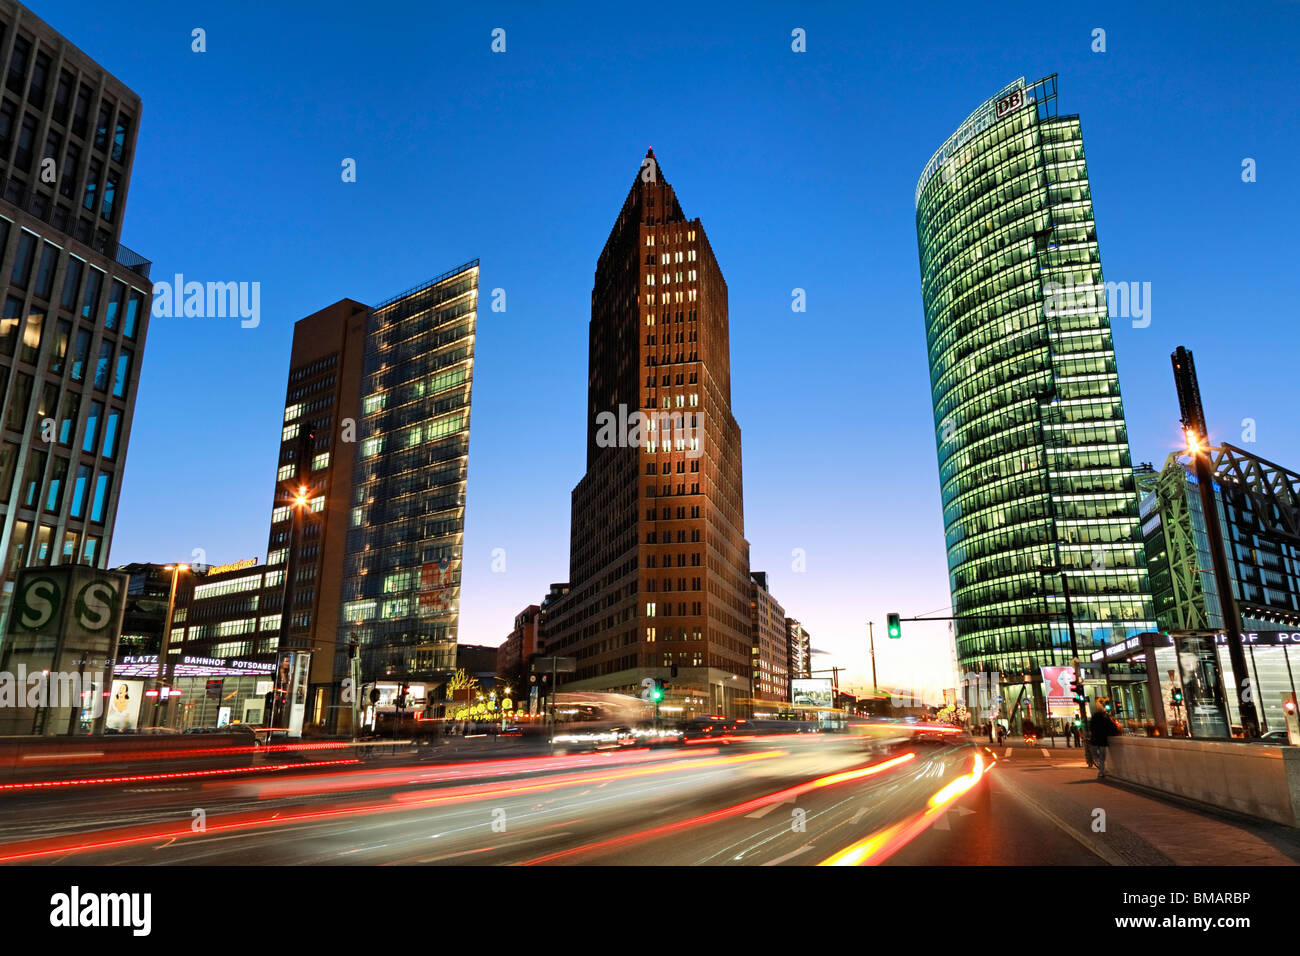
11, 568, 125, 638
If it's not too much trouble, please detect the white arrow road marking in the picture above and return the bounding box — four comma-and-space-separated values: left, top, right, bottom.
746, 797, 795, 819
762, 844, 814, 866
1041, 748, 1051, 758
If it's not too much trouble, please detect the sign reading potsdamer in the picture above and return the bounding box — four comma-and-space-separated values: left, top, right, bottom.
0, 565, 128, 736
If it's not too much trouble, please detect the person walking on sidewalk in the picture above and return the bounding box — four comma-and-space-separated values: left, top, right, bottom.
1089, 701, 1119, 779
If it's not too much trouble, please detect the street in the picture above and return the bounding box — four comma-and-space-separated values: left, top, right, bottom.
1, 733, 1294, 866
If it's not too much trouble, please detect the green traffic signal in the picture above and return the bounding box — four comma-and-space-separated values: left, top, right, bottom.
886, 612, 901, 639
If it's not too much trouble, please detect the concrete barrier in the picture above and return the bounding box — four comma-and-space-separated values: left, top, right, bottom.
1108, 735, 1300, 826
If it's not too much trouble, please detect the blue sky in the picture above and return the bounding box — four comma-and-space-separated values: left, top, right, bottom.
50, 0, 1300, 701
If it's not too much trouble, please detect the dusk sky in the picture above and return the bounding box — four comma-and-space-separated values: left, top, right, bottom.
51, 0, 1300, 702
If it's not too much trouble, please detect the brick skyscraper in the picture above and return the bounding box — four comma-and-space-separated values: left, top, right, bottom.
545, 149, 752, 717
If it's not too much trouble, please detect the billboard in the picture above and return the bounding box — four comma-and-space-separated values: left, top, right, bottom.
104, 679, 144, 732
792, 678, 834, 710
419, 557, 457, 616
1040, 665, 1077, 718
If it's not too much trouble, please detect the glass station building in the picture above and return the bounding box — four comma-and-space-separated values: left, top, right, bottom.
915, 75, 1155, 725
1136, 456, 1300, 735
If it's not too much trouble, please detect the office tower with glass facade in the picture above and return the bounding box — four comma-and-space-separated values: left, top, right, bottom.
915, 75, 1154, 721
542, 150, 753, 717
340, 262, 479, 695
749, 571, 789, 707
0, 1, 152, 633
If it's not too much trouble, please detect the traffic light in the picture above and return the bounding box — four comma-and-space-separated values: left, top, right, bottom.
1171, 687, 1184, 705
886, 613, 901, 639
650, 679, 665, 703
1070, 677, 1086, 704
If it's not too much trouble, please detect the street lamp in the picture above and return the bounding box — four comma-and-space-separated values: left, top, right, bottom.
153, 563, 190, 728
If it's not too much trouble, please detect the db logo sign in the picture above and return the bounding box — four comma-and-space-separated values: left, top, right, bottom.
996, 89, 1024, 118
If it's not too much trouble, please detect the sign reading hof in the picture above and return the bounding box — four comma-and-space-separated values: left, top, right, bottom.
0, 565, 128, 736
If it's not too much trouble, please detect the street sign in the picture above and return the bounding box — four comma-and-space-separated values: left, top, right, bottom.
533, 656, 576, 673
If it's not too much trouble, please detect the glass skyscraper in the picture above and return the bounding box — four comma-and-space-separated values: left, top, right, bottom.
0, 3, 152, 634
914, 75, 1154, 717
340, 262, 478, 686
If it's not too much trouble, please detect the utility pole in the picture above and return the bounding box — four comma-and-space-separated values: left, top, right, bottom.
867, 621, 878, 693
1172, 347, 1259, 738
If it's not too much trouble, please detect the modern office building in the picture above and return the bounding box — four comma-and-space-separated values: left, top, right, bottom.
785, 617, 811, 681
749, 571, 789, 707
542, 149, 753, 716
0, 1, 152, 634
140, 265, 478, 733
497, 603, 541, 677
1136, 449, 1300, 734
118, 559, 276, 730
339, 263, 479, 713
914, 75, 1155, 722
271, 298, 368, 715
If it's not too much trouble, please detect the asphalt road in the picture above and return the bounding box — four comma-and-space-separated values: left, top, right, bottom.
0, 730, 1137, 866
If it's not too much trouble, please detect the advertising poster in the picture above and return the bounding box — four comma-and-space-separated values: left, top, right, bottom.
104, 679, 143, 732
419, 556, 457, 616
288, 651, 310, 737
791, 678, 834, 710
1040, 665, 1077, 718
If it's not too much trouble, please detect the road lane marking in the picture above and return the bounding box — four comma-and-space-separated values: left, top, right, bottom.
762, 844, 814, 866
993, 770, 1125, 866
745, 798, 794, 819
1041, 748, 1051, 758
1004, 748, 1012, 758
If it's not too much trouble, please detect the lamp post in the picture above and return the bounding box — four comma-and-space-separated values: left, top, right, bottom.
274, 424, 315, 736
153, 563, 189, 729
1172, 347, 1259, 738
867, 621, 878, 696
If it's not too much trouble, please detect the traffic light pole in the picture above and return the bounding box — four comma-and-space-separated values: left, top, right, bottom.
1055, 570, 1090, 739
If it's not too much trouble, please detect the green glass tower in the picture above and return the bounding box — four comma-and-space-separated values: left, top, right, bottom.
914, 76, 1154, 716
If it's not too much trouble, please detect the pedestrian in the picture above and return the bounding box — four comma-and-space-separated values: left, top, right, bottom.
1089, 701, 1118, 779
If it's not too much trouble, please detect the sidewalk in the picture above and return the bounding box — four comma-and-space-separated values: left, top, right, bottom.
987, 743, 1300, 866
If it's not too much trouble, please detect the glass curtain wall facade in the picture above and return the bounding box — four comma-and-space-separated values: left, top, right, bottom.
0, 2, 151, 634
1140, 460, 1300, 732
340, 262, 478, 686
915, 75, 1154, 716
